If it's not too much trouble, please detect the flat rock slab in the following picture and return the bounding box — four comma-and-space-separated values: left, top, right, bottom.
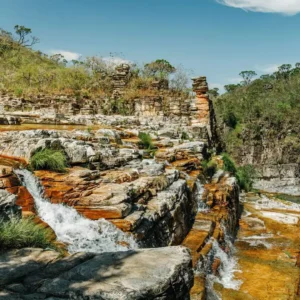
0, 246, 193, 300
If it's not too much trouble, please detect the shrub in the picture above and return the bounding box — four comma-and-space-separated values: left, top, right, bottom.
236, 165, 256, 192
0, 217, 54, 250
222, 153, 237, 174
138, 132, 154, 149
30, 148, 67, 172
223, 111, 238, 129
201, 159, 218, 179
181, 131, 189, 140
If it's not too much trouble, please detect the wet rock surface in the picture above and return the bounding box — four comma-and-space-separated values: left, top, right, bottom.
0, 246, 193, 300
215, 193, 300, 299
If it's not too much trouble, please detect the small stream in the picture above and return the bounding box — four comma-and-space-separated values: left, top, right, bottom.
15, 169, 137, 254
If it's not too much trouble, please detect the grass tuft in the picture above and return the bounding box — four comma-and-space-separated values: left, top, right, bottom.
138, 132, 154, 149
30, 148, 67, 172
0, 217, 54, 250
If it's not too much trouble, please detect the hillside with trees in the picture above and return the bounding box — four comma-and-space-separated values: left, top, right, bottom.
0, 25, 190, 100
214, 65, 300, 168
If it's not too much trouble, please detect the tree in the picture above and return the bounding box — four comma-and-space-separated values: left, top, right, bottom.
224, 84, 240, 93
170, 64, 191, 92
208, 88, 219, 98
260, 74, 275, 80
239, 70, 257, 86
144, 59, 176, 79
277, 64, 292, 80
14, 25, 39, 47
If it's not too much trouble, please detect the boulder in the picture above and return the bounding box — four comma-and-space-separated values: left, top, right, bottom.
0, 247, 194, 300
0, 189, 21, 220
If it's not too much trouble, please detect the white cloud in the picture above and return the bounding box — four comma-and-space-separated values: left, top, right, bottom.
216, 0, 300, 15
255, 64, 279, 73
49, 50, 81, 61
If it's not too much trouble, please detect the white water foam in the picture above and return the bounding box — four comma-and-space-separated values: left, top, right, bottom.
195, 179, 209, 212
15, 169, 138, 254
207, 239, 242, 290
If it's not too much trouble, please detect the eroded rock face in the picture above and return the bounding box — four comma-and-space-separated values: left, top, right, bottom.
0, 189, 21, 220
0, 246, 193, 300
0, 165, 22, 220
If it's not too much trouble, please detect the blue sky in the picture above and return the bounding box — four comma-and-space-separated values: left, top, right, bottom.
1, 0, 300, 91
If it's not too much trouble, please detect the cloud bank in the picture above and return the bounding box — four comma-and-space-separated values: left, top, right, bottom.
49, 50, 81, 61
216, 0, 300, 15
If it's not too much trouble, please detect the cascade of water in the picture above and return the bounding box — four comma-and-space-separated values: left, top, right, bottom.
195, 179, 208, 212
199, 224, 242, 299
15, 169, 138, 254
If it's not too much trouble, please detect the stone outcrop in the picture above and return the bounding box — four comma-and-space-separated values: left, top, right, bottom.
0, 127, 207, 246
223, 124, 300, 195
111, 63, 131, 99
190, 77, 219, 147
0, 246, 193, 300
0, 189, 21, 220
0, 165, 23, 220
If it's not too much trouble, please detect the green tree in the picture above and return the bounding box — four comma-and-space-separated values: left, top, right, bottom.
239, 70, 257, 86
224, 84, 240, 93
208, 87, 219, 98
144, 59, 176, 79
14, 25, 39, 47
277, 64, 292, 80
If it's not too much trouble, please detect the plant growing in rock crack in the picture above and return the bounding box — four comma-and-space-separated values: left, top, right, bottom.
128, 187, 138, 199
201, 159, 218, 179
152, 175, 169, 191
30, 148, 68, 172
181, 131, 189, 140
138, 132, 154, 149
86, 126, 93, 135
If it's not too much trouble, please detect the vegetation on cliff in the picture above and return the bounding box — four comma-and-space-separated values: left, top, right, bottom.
201, 154, 256, 191
30, 149, 67, 172
0, 217, 54, 250
214, 65, 300, 164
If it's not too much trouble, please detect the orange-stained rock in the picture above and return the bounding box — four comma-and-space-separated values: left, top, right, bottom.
15, 186, 35, 213
110, 219, 132, 231
75, 204, 131, 220
190, 274, 206, 300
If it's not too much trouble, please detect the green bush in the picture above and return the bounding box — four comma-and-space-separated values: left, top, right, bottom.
0, 217, 54, 250
181, 131, 189, 140
236, 165, 256, 192
222, 153, 237, 174
201, 159, 218, 179
138, 132, 154, 149
30, 148, 67, 172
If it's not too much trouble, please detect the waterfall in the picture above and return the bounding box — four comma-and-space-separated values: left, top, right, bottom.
15, 169, 137, 254
195, 179, 208, 212
197, 225, 242, 299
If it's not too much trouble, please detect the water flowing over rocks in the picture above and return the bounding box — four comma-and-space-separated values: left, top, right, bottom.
0, 70, 299, 299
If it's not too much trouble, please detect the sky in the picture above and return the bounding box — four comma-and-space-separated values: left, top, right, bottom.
1, 0, 300, 91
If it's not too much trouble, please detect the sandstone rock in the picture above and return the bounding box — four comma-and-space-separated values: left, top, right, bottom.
39, 246, 193, 300
0, 247, 194, 300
